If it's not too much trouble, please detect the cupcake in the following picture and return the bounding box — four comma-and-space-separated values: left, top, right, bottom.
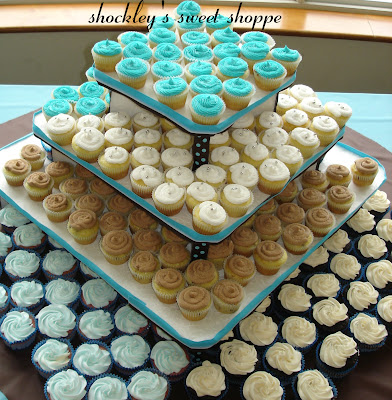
212, 279, 244, 314
177, 19, 205, 37
282, 109, 311, 133
343, 281, 379, 315
87, 375, 128, 399
230, 129, 257, 152
213, 42, 241, 64
254, 214, 282, 242
152, 182, 186, 216
276, 180, 299, 204
329, 253, 362, 284
351, 157, 379, 187
3, 158, 31, 186
253, 60, 287, 91
272, 144, 303, 176
74, 194, 104, 217
4, 250, 41, 282
242, 372, 284, 400
365, 259, 392, 294
0, 204, 30, 234
260, 127, 289, 150
305, 207, 335, 237
300, 245, 329, 274
216, 57, 249, 81
240, 41, 270, 72
72, 127, 105, 163
312, 297, 349, 335
223, 254, 256, 286
161, 148, 193, 170
227, 162, 259, 190
114, 304, 149, 337
195, 164, 227, 188
37, 304, 77, 340
75, 164, 96, 181
289, 128, 320, 158
276, 93, 298, 116
104, 128, 134, 152
256, 199, 278, 216
165, 166, 194, 188
163, 128, 193, 150
151, 60, 184, 82
67, 209, 99, 245
211, 27, 240, 47
222, 78, 255, 110
230, 226, 258, 257
256, 111, 284, 135
345, 208, 375, 237
100, 230, 133, 265
74, 97, 107, 118
80, 278, 117, 312
363, 190, 391, 222
10, 279, 45, 314
158, 242, 191, 271
123, 42, 153, 62
52, 85, 79, 103
174, 0, 201, 18
78, 81, 107, 99
354, 233, 387, 263
152, 268, 186, 304
98, 146, 131, 180
130, 165, 164, 198
190, 94, 226, 125
207, 238, 234, 270
254, 241, 287, 275
154, 77, 188, 110
297, 96, 325, 120
306, 273, 340, 301
118, 30, 148, 46
292, 370, 337, 400
45, 161, 74, 189
42, 99, 72, 121
128, 208, 158, 233
127, 369, 171, 400
92, 39, 122, 72
309, 116, 340, 147
130, 146, 161, 169
206, 13, 232, 34
241, 30, 275, 47
323, 229, 352, 255
297, 188, 326, 211
220, 184, 254, 218
288, 84, 316, 102
280, 316, 317, 353
189, 74, 223, 97
324, 101, 352, 128
44, 369, 87, 400
42, 250, 78, 281
271, 45, 302, 76
185, 60, 217, 83
184, 259, 219, 290
148, 28, 177, 48
152, 43, 183, 63
276, 283, 312, 319
78, 309, 115, 342
257, 158, 290, 195
326, 185, 355, 214
128, 250, 161, 284
276, 203, 305, 227
23, 171, 54, 201
132, 111, 160, 133
192, 201, 228, 235
177, 286, 212, 321
183, 44, 213, 64
210, 146, 240, 170
58, 178, 88, 201
240, 143, 269, 169
282, 223, 313, 255
77, 114, 105, 132
45, 279, 81, 309
12, 223, 47, 253
115, 58, 150, 89
182, 30, 211, 47
107, 194, 135, 217
133, 229, 163, 254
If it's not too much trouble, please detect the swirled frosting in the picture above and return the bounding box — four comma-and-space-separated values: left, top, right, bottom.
325, 101, 352, 118
184, 44, 213, 62
218, 56, 248, 77
224, 78, 254, 98
187, 182, 217, 202
46, 279, 80, 306
255, 295, 271, 313
0, 287, 8, 308
242, 371, 283, 400
243, 143, 269, 162
151, 340, 189, 375
197, 201, 228, 226
195, 164, 226, 184
186, 361, 226, 397
366, 260, 392, 289
190, 74, 222, 95
323, 229, 350, 253
79, 81, 105, 99
214, 43, 241, 60
43, 250, 76, 275
284, 109, 309, 127
0, 232, 12, 256
46, 369, 87, 400
259, 159, 290, 181
272, 45, 300, 61
93, 39, 122, 56
302, 246, 329, 268
265, 342, 302, 375
43, 99, 72, 118
307, 274, 340, 298
312, 116, 339, 133
278, 284, 312, 312
153, 182, 185, 205
132, 165, 163, 188
253, 60, 285, 79
152, 61, 183, 79
114, 305, 147, 334
277, 204, 305, 225
127, 370, 168, 400
47, 114, 76, 135
101, 146, 130, 164
232, 129, 257, 146
104, 112, 131, 128
296, 370, 334, 400
222, 184, 252, 204
52, 86, 79, 102
346, 208, 375, 233
116, 58, 149, 78
377, 295, 392, 322
68, 209, 97, 231
188, 60, 214, 76
300, 97, 324, 115
290, 127, 320, 147
153, 43, 182, 62
182, 31, 210, 45
155, 77, 187, 96
88, 377, 128, 400
206, 13, 231, 29
376, 219, 392, 244
75, 97, 106, 117
347, 281, 379, 311
105, 128, 133, 146
210, 146, 239, 166
73, 127, 104, 150
37, 304, 76, 338
10, 280, 43, 307
82, 279, 117, 308
220, 339, 257, 375
185, 259, 217, 285
25, 172, 52, 189
5, 250, 40, 278
107, 194, 134, 215
73, 343, 111, 376
161, 148, 192, 168
357, 234, 386, 259
350, 313, 387, 345
111, 335, 150, 368
239, 313, 277, 346
21, 145, 43, 163
79, 310, 114, 339
33, 339, 71, 372
241, 41, 269, 60
165, 128, 192, 147
275, 144, 303, 165
165, 166, 194, 187
192, 94, 225, 117
261, 128, 288, 149
0, 204, 30, 228
119, 31, 148, 46
281, 316, 316, 348
213, 27, 240, 44
278, 93, 298, 110
77, 115, 104, 132
289, 85, 316, 102
258, 112, 283, 129
363, 190, 390, 212
330, 253, 360, 281
313, 297, 348, 327
123, 42, 152, 60
353, 157, 378, 175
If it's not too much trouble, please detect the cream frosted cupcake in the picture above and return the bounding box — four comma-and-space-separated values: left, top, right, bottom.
46, 114, 77, 145
115, 58, 150, 89
324, 101, 352, 128
104, 127, 133, 152
77, 114, 104, 133
209, 130, 231, 151
227, 162, 258, 190
289, 128, 320, 159
222, 78, 255, 110
161, 148, 193, 170
186, 182, 218, 213
97, 146, 131, 180
282, 109, 311, 133
240, 143, 269, 169
190, 94, 226, 125
272, 144, 304, 176
130, 146, 160, 169
91, 39, 122, 72
165, 166, 194, 188
256, 111, 284, 135
298, 97, 325, 120
103, 111, 132, 131
258, 159, 290, 195
163, 128, 194, 150
229, 114, 256, 133
132, 111, 160, 133
134, 128, 162, 151
310, 116, 340, 147
192, 201, 228, 235
130, 165, 164, 198
153, 77, 189, 110
152, 182, 186, 216
195, 164, 227, 189
230, 129, 258, 153
71, 128, 105, 163
276, 93, 298, 116
210, 146, 239, 171
288, 84, 317, 102
220, 184, 253, 218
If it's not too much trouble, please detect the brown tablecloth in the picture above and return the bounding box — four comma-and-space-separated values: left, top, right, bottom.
0, 111, 391, 400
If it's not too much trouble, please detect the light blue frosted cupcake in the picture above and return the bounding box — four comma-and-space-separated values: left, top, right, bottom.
185, 61, 216, 83
190, 94, 226, 125
206, 14, 232, 34
44, 369, 87, 400
127, 368, 171, 400
77, 309, 115, 342
37, 304, 77, 340
182, 31, 211, 47
0, 204, 30, 234
213, 42, 241, 64
114, 304, 150, 337
212, 28, 240, 47
183, 44, 214, 64
116, 57, 151, 89
241, 31, 276, 49
85, 66, 96, 82
111, 334, 151, 375
216, 57, 250, 81
177, 19, 205, 37
153, 43, 183, 63
42, 99, 72, 121
117, 31, 148, 47
253, 60, 287, 91
10, 279, 45, 314
0, 231, 13, 263
81, 278, 119, 311
45, 278, 81, 310
153, 77, 188, 109
123, 42, 153, 62
78, 81, 108, 99
271, 45, 302, 76
175, 0, 201, 18
12, 222, 47, 253
42, 249, 78, 280
150, 15, 176, 31
51, 85, 80, 104
222, 78, 255, 110
87, 374, 128, 400
190, 75, 223, 97
240, 41, 270, 72
148, 28, 177, 48
151, 61, 184, 82
4, 250, 41, 282
74, 97, 107, 118
0, 284, 10, 316
91, 39, 123, 72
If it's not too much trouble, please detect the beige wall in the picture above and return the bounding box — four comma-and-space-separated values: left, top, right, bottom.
2, 31, 391, 93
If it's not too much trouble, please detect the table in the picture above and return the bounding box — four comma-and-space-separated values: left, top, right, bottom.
0, 89, 392, 400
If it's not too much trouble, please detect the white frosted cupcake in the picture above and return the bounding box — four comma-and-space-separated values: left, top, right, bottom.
282, 109, 311, 133
258, 159, 290, 195
165, 166, 194, 188
289, 128, 320, 159
288, 84, 317, 102
259, 128, 289, 151
161, 148, 193, 170
97, 146, 131, 180
272, 144, 304, 176
186, 182, 218, 213
324, 101, 352, 128
152, 182, 186, 216
103, 111, 132, 131
209, 130, 231, 151
130, 146, 161, 169
298, 97, 325, 120
210, 146, 240, 170
71, 128, 105, 163
255, 111, 283, 134
130, 165, 164, 198
76, 115, 104, 133
220, 184, 254, 218
229, 114, 256, 133
240, 143, 269, 169
193, 201, 228, 235
310, 116, 340, 147
230, 129, 258, 153
163, 128, 194, 151
276, 93, 298, 116
227, 162, 258, 190
132, 111, 160, 133
47, 114, 77, 146
195, 164, 227, 189
104, 127, 133, 152
134, 128, 162, 151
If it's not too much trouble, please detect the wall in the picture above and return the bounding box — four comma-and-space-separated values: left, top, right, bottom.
2, 31, 392, 93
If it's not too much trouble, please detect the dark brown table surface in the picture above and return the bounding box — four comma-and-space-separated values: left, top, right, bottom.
0, 111, 391, 400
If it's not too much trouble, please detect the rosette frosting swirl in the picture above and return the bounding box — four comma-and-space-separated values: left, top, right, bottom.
151, 340, 189, 375
354, 157, 378, 174
68, 209, 97, 231
25, 172, 52, 189
46, 369, 87, 400
296, 370, 334, 400
265, 342, 302, 375
312, 297, 348, 327
73, 343, 111, 376
213, 279, 244, 305
376, 219, 392, 243
45, 279, 80, 306
347, 281, 379, 311
330, 253, 361, 280
101, 230, 133, 255
350, 313, 387, 345
111, 335, 150, 368
278, 284, 312, 312
114, 305, 147, 335
186, 361, 226, 397
357, 234, 386, 259
306, 273, 340, 298
366, 260, 392, 289
218, 56, 248, 77
0, 204, 29, 228
33, 339, 71, 372
37, 304, 76, 338
254, 60, 285, 78
4, 159, 30, 175
43, 250, 76, 275
5, 250, 40, 278
242, 371, 283, 400
13, 223, 45, 247
220, 339, 258, 375
123, 42, 152, 60
281, 316, 316, 348
128, 371, 168, 400
192, 94, 225, 116
0, 310, 35, 342
79, 310, 114, 339
10, 280, 43, 307
347, 207, 376, 233
190, 74, 222, 95
177, 286, 211, 311
320, 331, 357, 368
239, 313, 277, 346
82, 278, 117, 309
377, 295, 392, 322
88, 377, 128, 400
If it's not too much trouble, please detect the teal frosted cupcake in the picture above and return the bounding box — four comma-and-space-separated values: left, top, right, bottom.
151, 61, 184, 82
175, 0, 201, 18
42, 99, 72, 121
206, 14, 232, 34
74, 97, 107, 118
153, 77, 189, 109
148, 28, 177, 48
77, 309, 115, 342
182, 31, 211, 47
10, 279, 45, 314
241, 31, 276, 49
12, 223, 47, 253
183, 44, 213, 64
91, 39, 123, 72
152, 43, 183, 63
123, 42, 153, 62
78, 81, 108, 99
222, 78, 255, 110
253, 60, 287, 91
184, 61, 216, 83
190, 94, 226, 125
51, 85, 79, 104
114, 304, 150, 337
271, 45, 302, 76
4, 250, 41, 282
117, 31, 148, 47
81, 278, 118, 311
240, 41, 270, 72
150, 15, 176, 31
85, 66, 96, 82
87, 375, 128, 399
216, 57, 250, 81
45, 279, 81, 309
177, 19, 205, 37
42, 249, 78, 281
213, 42, 241, 64
37, 304, 77, 340
44, 369, 87, 400
212, 28, 240, 47
115, 58, 150, 89
127, 369, 171, 400
189, 75, 223, 97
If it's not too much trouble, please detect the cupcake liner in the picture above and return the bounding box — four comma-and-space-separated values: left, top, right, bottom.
326, 241, 354, 259
111, 334, 151, 376
93, 51, 122, 72
127, 368, 171, 400
3, 169, 32, 186
0, 307, 37, 351
223, 86, 256, 111
9, 278, 46, 315
44, 278, 81, 310
31, 338, 74, 379
3, 249, 42, 283
223, 259, 256, 287
153, 84, 189, 110
116, 65, 150, 90
212, 291, 241, 314
291, 370, 337, 400
0, 284, 10, 317
77, 310, 115, 343
72, 340, 113, 380
87, 373, 129, 398
190, 103, 226, 125
99, 240, 132, 266
11, 234, 48, 255
67, 224, 99, 245
97, 156, 131, 181
177, 297, 212, 321
38, 306, 78, 341
272, 55, 302, 76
